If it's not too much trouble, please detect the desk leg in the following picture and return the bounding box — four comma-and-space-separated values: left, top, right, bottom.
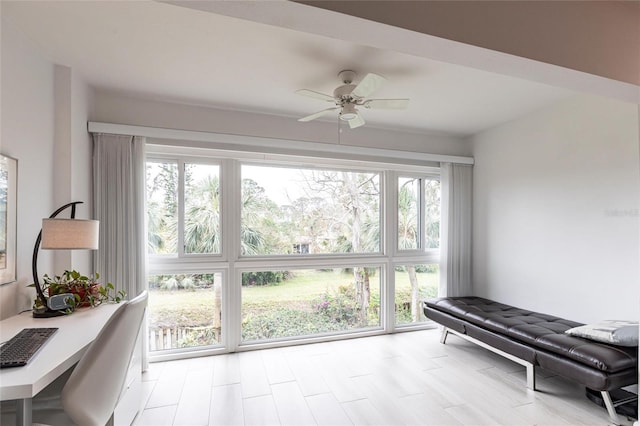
16, 398, 32, 426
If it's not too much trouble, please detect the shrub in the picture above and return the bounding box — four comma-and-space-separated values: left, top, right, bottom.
394, 285, 437, 324
242, 270, 291, 286
159, 276, 196, 291
415, 264, 439, 273
177, 326, 219, 348
149, 273, 217, 290
395, 265, 438, 273
395, 307, 413, 324
313, 289, 359, 326
242, 308, 341, 340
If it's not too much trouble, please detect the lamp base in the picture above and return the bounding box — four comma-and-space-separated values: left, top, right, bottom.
32, 309, 67, 318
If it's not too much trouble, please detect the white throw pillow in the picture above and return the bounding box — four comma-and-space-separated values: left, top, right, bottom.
565, 320, 639, 347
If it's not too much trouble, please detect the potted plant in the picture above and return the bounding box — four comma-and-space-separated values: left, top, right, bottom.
31, 270, 126, 313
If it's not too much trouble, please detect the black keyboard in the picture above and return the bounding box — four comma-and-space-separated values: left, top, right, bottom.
0, 328, 58, 368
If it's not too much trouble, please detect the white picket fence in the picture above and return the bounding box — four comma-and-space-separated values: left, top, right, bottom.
148, 326, 220, 351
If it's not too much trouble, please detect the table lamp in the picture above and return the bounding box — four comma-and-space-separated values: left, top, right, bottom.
32, 201, 99, 318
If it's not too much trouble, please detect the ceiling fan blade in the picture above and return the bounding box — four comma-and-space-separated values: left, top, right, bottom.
351, 73, 386, 98
295, 89, 335, 102
364, 99, 410, 109
348, 113, 366, 129
298, 107, 339, 122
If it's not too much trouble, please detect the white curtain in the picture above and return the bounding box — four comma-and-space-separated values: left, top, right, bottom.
92, 134, 147, 364
439, 162, 473, 297
92, 134, 146, 297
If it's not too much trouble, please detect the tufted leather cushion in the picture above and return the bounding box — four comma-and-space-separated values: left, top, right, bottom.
425, 297, 637, 373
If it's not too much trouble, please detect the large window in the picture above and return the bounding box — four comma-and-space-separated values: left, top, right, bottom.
146, 152, 440, 357
425, 178, 441, 249
397, 176, 441, 251
184, 164, 221, 254
394, 264, 439, 325
398, 177, 420, 250
146, 160, 221, 256
241, 165, 380, 255
146, 160, 178, 254
394, 175, 440, 327
148, 272, 222, 351
241, 267, 381, 342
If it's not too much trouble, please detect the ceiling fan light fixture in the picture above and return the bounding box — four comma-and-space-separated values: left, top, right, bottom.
340, 103, 358, 121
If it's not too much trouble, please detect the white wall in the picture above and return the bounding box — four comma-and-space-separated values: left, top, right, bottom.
0, 19, 94, 319
471, 94, 640, 323
69, 68, 95, 271
92, 91, 470, 157
53, 65, 95, 273
0, 18, 56, 318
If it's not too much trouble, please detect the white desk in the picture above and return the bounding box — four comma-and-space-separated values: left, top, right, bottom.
0, 304, 121, 425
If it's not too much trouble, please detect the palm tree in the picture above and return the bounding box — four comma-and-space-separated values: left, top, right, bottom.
398, 178, 421, 322
184, 175, 221, 253
398, 178, 419, 250
183, 175, 274, 255
240, 179, 273, 255
146, 162, 179, 254
424, 178, 441, 248
147, 201, 171, 253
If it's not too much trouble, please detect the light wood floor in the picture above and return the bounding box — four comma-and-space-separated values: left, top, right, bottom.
134, 329, 635, 425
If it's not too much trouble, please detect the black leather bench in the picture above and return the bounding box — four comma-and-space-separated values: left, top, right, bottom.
424, 296, 638, 424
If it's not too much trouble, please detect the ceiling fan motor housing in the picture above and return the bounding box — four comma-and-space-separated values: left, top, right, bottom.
334, 73, 363, 121
334, 84, 359, 101
338, 70, 357, 84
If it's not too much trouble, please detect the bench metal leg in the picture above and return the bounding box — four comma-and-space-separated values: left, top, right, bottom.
440, 327, 449, 344
525, 364, 536, 390
437, 326, 630, 423
438, 327, 537, 391
600, 391, 621, 425
600, 389, 638, 425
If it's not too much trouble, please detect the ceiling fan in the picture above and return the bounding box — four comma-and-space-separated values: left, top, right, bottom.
296, 70, 410, 129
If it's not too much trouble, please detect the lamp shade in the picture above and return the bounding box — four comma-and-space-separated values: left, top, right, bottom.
41, 218, 99, 250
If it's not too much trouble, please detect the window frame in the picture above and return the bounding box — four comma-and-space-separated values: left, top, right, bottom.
147, 268, 228, 361
393, 173, 441, 261
396, 174, 425, 253
146, 145, 442, 359
391, 261, 441, 330
238, 262, 387, 345
146, 154, 226, 264
239, 160, 385, 258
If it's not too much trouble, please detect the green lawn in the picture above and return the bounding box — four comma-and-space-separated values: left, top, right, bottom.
148, 268, 438, 328
242, 269, 378, 303
242, 268, 438, 302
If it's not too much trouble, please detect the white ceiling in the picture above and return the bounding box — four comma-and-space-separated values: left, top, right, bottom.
1, 1, 575, 136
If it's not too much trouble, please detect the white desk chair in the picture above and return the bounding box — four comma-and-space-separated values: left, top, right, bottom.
1, 291, 148, 426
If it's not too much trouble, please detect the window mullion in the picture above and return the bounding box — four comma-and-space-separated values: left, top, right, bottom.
419, 177, 426, 252
177, 159, 186, 257
383, 171, 396, 332
222, 159, 242, 352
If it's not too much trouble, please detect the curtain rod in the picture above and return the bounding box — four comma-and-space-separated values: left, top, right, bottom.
87, 121, 474, 165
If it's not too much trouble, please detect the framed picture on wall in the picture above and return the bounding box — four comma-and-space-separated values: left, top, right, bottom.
0, 155, 17, 285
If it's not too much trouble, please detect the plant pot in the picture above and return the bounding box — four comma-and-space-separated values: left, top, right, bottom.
49, 283, 102, 308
